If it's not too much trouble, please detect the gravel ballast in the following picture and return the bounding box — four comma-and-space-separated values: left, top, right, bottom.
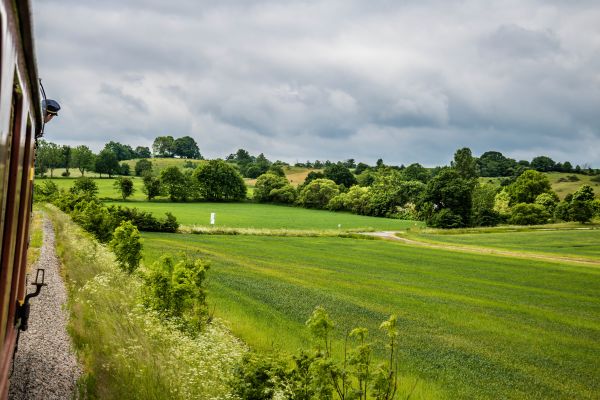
9, 217, 81, 400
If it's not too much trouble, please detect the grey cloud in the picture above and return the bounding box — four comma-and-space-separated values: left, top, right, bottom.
33, 0, 600, 166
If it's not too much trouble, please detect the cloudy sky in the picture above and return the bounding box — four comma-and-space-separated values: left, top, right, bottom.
33, 0, 600, 166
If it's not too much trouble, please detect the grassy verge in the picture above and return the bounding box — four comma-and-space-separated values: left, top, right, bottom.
45, 205, 245, 399
26, 210, 44, 270
142, 232, 600, 399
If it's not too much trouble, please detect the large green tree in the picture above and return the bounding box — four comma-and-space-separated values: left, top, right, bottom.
104, 141, 135, 161
173, 136, 201, 159
193, 159, 247, 201
253, 173, 288, 202
297, 178, 340, 209
36, 140, 63, 177
324, 162, 357, 188
506, 170, 552, 204
71, 145, 95, 176
452, 147, 479, 180
160, 166, 189, 201
422, 168, 474, 227
530, 156, 556, 172
95, 149, 120, 178
152, 136, 175, 157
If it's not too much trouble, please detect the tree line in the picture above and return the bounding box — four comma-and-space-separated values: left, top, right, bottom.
35, 135, 203, 178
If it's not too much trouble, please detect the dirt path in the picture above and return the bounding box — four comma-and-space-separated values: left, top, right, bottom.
363, 231, 600, 267
9, 217, 81, 399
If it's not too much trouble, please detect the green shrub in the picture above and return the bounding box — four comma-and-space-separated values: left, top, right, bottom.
427, 208, 464, 229
109, 221, 142, 273
113, 177, 135, 200
33, 180, 59, 202
253, 173, 288, 202
569, 200, 594, 223
269, 185, 297, 204
194, 159, 247, 201
298, 179, 340, 209
143, 254, 210, 333
135, 159, 153, 176
509, 203, 550, 225
70, 176, 99, 197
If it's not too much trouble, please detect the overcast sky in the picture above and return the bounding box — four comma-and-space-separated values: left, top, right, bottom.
33, 0, 600, 166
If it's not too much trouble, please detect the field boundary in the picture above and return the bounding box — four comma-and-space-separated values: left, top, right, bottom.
364, 231, 600, 267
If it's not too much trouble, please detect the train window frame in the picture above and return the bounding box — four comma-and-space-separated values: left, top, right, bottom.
0, 73, 23, 343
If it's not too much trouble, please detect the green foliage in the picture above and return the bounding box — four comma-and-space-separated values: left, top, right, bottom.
109, 221, 142, 273
303, 171, 326, 186
142, 175, 162, 200
422, 168, 473, 228
427, 208, 464, 229
71, 145, 95, 176
194, 159, 247, 201
508, 203, 550, 225
572, 184, 595, 202
471, 184, 501, 226
506, 170, 552, 204
401, 163, 430, 183
173, 136, 201, 159
33, 180, 59, 202
104, 141, 136, 161
153, 136, 175, 157
113, 177, 135, 200
530, 156, 556, 172
70, 177, 99, 197
534, 192, 559, 215
135, 145, 152, 158
452, 147, 478, 179
267, 164, 286, 177
328, 185, 371, 215
143, 254, 210, 332
254, 173, 288, 202
160, 166, 189, 201
477, 151, 519, 177
569, 199, 594, 223
135, 159, 153, 176
324, 162, 357, 188
269, 185, 297, 204
298, 179, 340, 209
36, 139, 63, 177
368, 171, 425, 217
95, 149, 120, 178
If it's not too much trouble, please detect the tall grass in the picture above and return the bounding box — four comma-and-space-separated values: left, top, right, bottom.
46, 205, 245, 399
26, 209, 44, 270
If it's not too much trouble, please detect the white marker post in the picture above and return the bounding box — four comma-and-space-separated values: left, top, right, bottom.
210, 212, 216, 225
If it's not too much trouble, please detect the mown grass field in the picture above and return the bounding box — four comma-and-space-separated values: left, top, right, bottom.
108, 201, 421, 231
412, 228, 600, 260
48, 176, 147, 200
142, 232, 600, 400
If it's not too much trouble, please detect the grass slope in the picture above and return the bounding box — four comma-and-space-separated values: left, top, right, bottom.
108, 201, 421, 231
142, 233, 600, 400
412, 228, 600, 260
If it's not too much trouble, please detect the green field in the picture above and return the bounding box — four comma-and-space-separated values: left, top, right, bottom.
412, 229, 600, 260
108, 201, 421, 231
142, 232, 600, 399
48, 176, 148, 200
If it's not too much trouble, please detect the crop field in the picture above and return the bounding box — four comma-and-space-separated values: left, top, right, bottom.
142, 232, 600, 399
108, 201, 421, 230
412, 228, 600, 260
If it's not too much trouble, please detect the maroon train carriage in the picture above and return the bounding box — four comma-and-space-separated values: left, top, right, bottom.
0, 1, 59, 397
